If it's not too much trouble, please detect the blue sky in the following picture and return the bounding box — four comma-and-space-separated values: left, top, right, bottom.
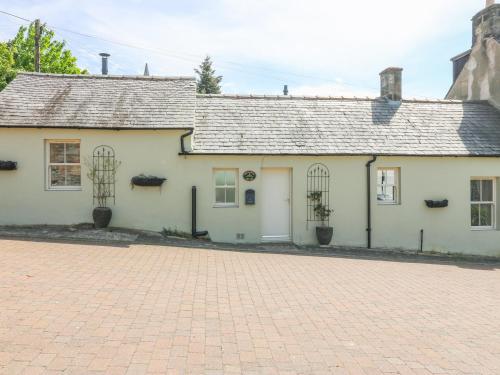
0, 0, 488, 98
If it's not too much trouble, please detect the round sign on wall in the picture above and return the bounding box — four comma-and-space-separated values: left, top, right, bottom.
242, 170, 256, 181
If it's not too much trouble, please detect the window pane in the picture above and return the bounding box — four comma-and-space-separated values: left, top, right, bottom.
215, 188, 225, 203
471, 180, 480, 201
377, 185, 395, 202
482, 180, 493, 201
50, 143, 65, 163
225, 188, 236, 204
215, 172, 225, 187
471, 204, 479, 226
50, 165, 66, 186
377, 170, 383, 185
480, 204, 492, 226
66, 165, 81, 186
385, 170, 395, 185
66, 143, 80, 163
225, 171, 236, 186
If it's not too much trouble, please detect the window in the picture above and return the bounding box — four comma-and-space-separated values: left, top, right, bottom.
214, 169, 237, 206
377, 168, 399, 204
46, 140, 81, 190
470, 178, 495, 229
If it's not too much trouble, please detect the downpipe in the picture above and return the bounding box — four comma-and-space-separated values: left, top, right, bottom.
192, 186, 208, 238
366, 155, 377, 248
180, 129, 194, 154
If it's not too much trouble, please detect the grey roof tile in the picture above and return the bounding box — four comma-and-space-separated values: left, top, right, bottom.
0, 73, 196, 129
193, 95, 500, 156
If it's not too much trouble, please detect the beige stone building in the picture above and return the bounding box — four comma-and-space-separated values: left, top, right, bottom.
1, 3, 499, 256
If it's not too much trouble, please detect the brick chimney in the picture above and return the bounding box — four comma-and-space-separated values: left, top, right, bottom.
379, 67, 403, 101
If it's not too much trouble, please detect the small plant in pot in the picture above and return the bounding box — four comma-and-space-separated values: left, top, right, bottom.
85, 157, 121, 229
308, 191, 334, 245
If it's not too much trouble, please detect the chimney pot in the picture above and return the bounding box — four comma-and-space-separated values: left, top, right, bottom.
283, 84, 289, 95
99, 53, 110, 75
379, 67, 403, 101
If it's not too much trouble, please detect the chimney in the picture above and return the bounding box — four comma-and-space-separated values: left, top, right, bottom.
144, 63, 150, 76
283, 84, 289, 95
472, 2, 499, 45
379, 67, 403, 101
99, 53, 110, 75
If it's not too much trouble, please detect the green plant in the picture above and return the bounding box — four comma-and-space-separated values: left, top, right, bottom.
85, 157, 121, 207
308, 191, 333, 226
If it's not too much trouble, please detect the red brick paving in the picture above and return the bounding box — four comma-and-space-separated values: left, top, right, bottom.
0, 239, 499, 374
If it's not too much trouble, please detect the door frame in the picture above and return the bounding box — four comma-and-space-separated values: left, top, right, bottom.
260, 167, 293, 242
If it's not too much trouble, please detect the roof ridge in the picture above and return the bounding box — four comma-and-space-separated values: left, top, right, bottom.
196, 93, 479, 104
17, 72, 196, 81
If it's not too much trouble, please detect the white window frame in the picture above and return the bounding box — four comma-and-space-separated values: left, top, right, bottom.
213, 169, 238, 207
470, 177, 496, 230
376, 167, 400, 205
45, 139, 82, 191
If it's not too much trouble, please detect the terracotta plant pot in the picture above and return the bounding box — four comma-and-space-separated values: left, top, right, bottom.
92, 207, 112, 228
316, 226, 333, 245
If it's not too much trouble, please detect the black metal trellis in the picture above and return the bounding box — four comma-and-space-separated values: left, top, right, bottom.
307, 163, 330, 224
92, 145, 116, 206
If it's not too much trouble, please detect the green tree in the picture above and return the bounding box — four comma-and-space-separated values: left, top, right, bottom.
9, 22, 87, 74
195, 55, 222, 94
0, 43, 16, 91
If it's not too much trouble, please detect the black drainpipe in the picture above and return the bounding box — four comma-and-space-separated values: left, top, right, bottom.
192, 186, 208, 238
366, 155, 377, 248
180, 129, 194, 154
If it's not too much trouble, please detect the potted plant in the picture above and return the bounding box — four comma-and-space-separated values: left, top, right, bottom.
308, 191, 334, 245
86, 157, 121, 229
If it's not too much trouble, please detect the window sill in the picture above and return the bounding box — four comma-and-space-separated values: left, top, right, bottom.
213, 204, 239, 208
46, 187, 82, 192
470, 226, 496, 231
377, 202, 399, 206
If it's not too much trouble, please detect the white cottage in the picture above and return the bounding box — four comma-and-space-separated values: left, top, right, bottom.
0, 4, 499, 256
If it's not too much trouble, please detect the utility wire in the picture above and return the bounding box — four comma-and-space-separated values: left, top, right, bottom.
0, 9, 378, 91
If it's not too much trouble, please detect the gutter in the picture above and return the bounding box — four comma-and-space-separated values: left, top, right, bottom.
177, 152, 500, 158
180, 129, 194, 154
366, 155, 377, 249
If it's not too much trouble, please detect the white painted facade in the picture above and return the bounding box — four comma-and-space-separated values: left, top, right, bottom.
1, 128, 500, 256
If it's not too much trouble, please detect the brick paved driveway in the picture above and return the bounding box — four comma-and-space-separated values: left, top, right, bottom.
0, 239, 499, 375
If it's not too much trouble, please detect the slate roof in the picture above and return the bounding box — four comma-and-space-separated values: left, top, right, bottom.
0, 73, 196, 129
1, 73, 499, 156
192, 95, 500, 156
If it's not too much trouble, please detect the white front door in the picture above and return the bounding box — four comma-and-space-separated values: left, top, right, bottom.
261, 168, 291, 242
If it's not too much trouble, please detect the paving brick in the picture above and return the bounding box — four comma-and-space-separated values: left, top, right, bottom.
0, 239, 499, 374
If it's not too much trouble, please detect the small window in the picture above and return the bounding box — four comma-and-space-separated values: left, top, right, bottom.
46, 140, 81, 190
214, 169, 238, 206
470, 178, 495, 229
377, 168, 399, 204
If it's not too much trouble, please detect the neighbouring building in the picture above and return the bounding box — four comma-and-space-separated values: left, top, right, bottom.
0, 4, 499, 256
447, 1, 500, 107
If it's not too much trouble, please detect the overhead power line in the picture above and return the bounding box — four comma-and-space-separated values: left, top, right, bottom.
0, 9, 378, 91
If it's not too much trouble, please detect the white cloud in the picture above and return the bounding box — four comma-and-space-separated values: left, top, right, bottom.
0, 0, 486, 96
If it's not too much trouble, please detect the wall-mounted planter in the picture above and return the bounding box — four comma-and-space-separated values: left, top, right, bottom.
425, 199, 448, 208
0, 161, 17, 170
131, 175, 167, 187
